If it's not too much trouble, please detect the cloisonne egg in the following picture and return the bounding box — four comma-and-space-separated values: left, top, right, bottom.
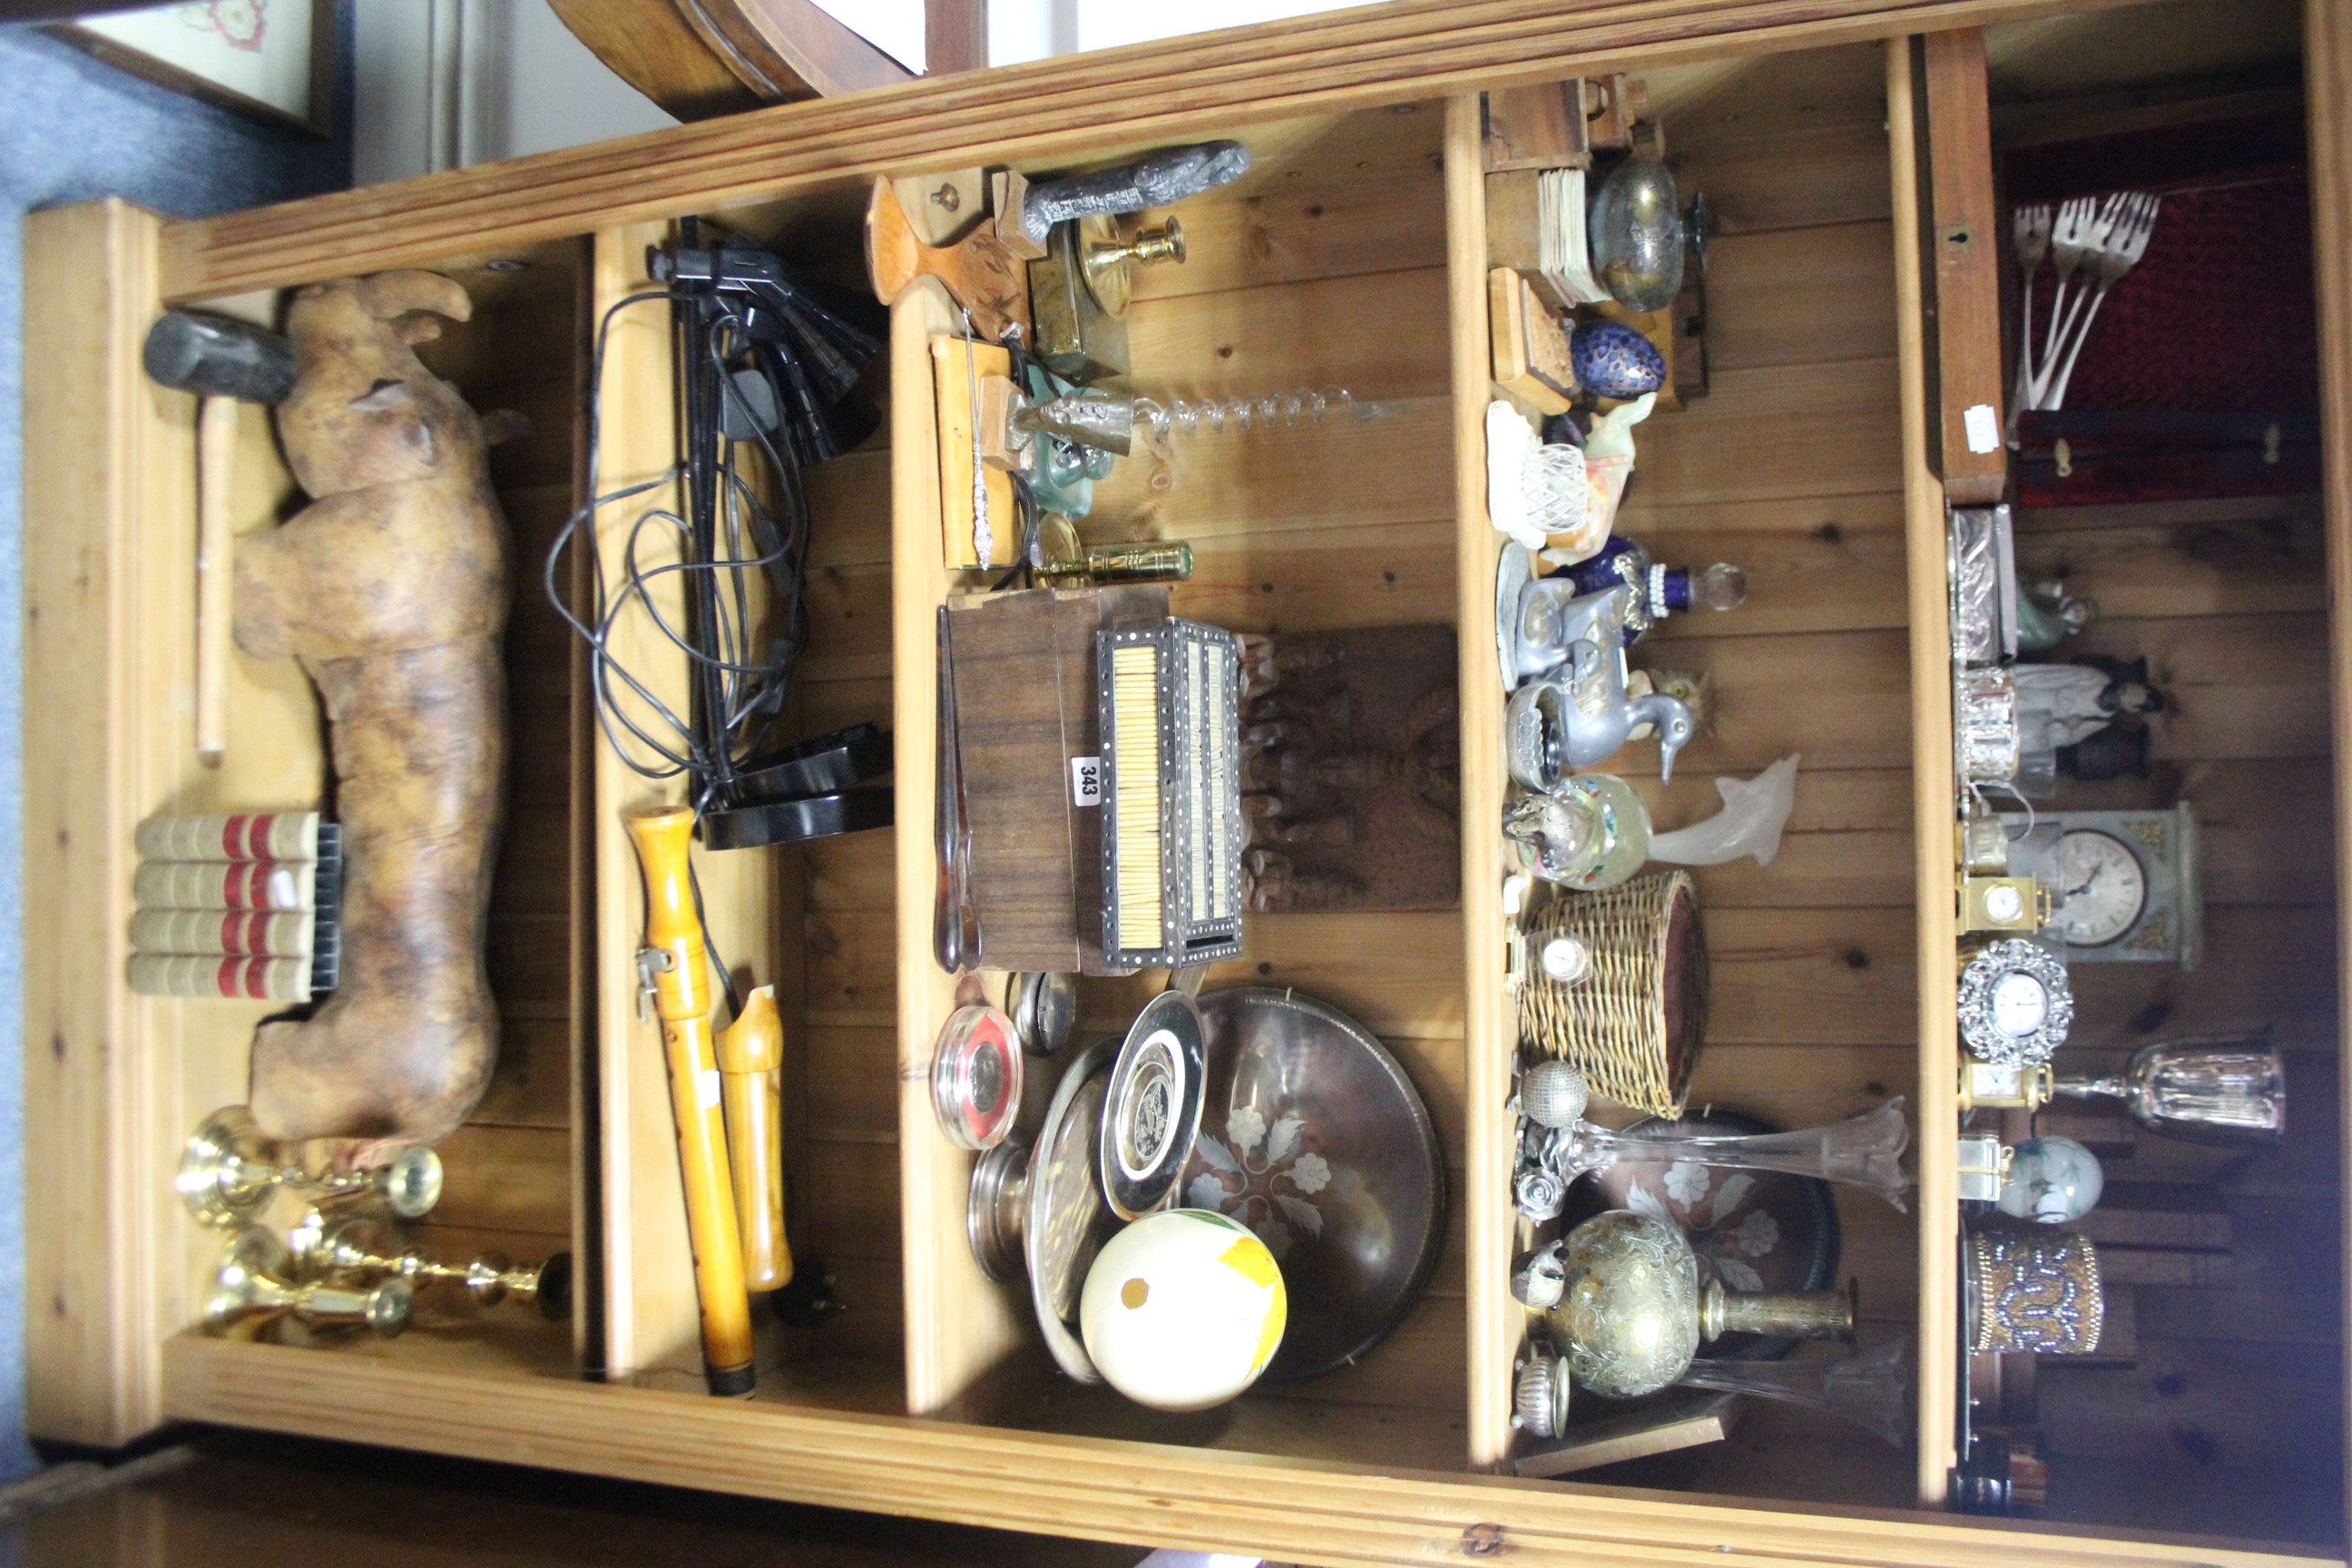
1079, 1209, 1288, 1411
1569, 320, 1667, 401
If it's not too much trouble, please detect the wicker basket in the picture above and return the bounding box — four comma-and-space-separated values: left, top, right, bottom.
1518, 870, 1707, 1117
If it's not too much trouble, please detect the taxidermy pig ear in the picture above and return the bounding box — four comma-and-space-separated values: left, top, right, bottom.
480, 408, 534, 446
347, 378, 436, 466
355, 270, 473, 326
349, 378, 416, 412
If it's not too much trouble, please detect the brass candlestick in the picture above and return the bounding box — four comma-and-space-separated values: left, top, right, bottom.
206, 1227, 412, 1338
289, 1210, 571, 1319
178, 1105, 442, 1230
1080, 215, 1185, 316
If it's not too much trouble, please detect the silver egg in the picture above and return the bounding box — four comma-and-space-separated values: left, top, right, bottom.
1520, 1059, 1591, 1129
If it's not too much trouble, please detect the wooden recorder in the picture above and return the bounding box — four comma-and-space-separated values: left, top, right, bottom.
623, 805, 758, 1397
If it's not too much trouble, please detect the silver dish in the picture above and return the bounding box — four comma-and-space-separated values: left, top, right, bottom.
1030, 1040, 1115, 1383
1100, 989, 1209, 1220
1181, 987, 1446, 1382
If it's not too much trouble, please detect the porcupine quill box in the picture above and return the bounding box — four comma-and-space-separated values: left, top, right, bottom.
946, 585, 1169, 975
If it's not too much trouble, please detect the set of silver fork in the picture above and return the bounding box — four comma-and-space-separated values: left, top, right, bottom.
2009, 191, 2161, 424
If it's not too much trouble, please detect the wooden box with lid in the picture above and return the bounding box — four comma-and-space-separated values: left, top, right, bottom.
24, 1, 2352, 1562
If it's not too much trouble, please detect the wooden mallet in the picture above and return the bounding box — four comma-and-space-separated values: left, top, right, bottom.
141, 310, 296, 765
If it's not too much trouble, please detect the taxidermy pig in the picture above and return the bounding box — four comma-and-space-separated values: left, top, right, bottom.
235, 270, 510, 1154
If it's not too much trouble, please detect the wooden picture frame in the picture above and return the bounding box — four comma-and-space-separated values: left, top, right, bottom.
47, 0, 337, 137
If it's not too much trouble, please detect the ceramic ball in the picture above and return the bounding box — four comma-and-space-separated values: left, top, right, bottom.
1570, 320, 1666, 401
1997, 1136, 2104, 1223
1079, 1209, 1287, 1411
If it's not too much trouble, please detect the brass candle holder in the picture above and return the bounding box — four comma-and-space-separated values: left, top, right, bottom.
206, 1226, 412, 1338
178, 1105, 443, 1230
1080, 215, 1184, 316
288, 1210, 572, 1319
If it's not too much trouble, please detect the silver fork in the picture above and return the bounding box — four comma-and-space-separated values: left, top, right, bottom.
2035, 192, 2132, 404
2041, 191, 2160, 411
2007, 202, 2053, 436
2039, 197, 2099, 375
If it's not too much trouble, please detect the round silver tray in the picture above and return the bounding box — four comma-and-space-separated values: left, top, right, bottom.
1184, 987, 1446, 1382
1030, 1039, 1115, 1383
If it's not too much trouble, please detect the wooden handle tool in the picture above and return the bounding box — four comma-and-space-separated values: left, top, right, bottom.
715, 985, 790, 1292
196, 395, 239, 763
866, 177, 1031, 343
624, 805, 756, 1396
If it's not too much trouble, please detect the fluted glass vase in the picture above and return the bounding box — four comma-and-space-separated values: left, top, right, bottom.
1534, 1093, 1912, 1210
1678, 1336, 1910, 1446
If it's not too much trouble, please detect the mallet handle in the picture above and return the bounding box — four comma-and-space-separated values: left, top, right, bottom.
196, 396, 238, 763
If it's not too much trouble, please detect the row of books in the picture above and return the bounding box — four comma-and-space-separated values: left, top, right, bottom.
128, 813, 341, 1003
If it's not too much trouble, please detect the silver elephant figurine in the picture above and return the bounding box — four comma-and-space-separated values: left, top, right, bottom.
1504, 586, 1692, 786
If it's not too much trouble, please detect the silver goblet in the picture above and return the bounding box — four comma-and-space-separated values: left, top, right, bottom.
2055, 1032, 2284, 1145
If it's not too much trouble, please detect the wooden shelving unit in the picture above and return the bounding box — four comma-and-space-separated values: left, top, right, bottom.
21, 0, 2352, 1561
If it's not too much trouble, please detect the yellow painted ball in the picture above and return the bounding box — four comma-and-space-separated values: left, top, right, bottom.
1079, 1209, 1288, 1411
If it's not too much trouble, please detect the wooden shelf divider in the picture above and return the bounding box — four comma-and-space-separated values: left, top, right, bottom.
1887, 34, 1963, 1504
1446, 90, 1522, 1472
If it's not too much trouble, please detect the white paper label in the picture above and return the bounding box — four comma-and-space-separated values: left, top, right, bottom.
1963, 403, 2001, 454
1070, 755, 1102, 808
698, 1067, 721, 1111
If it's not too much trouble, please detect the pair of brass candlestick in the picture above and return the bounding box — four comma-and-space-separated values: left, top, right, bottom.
179, 1105, 443, 1230
206, 1217, 571, 1339
181, 1105, 569, 1339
